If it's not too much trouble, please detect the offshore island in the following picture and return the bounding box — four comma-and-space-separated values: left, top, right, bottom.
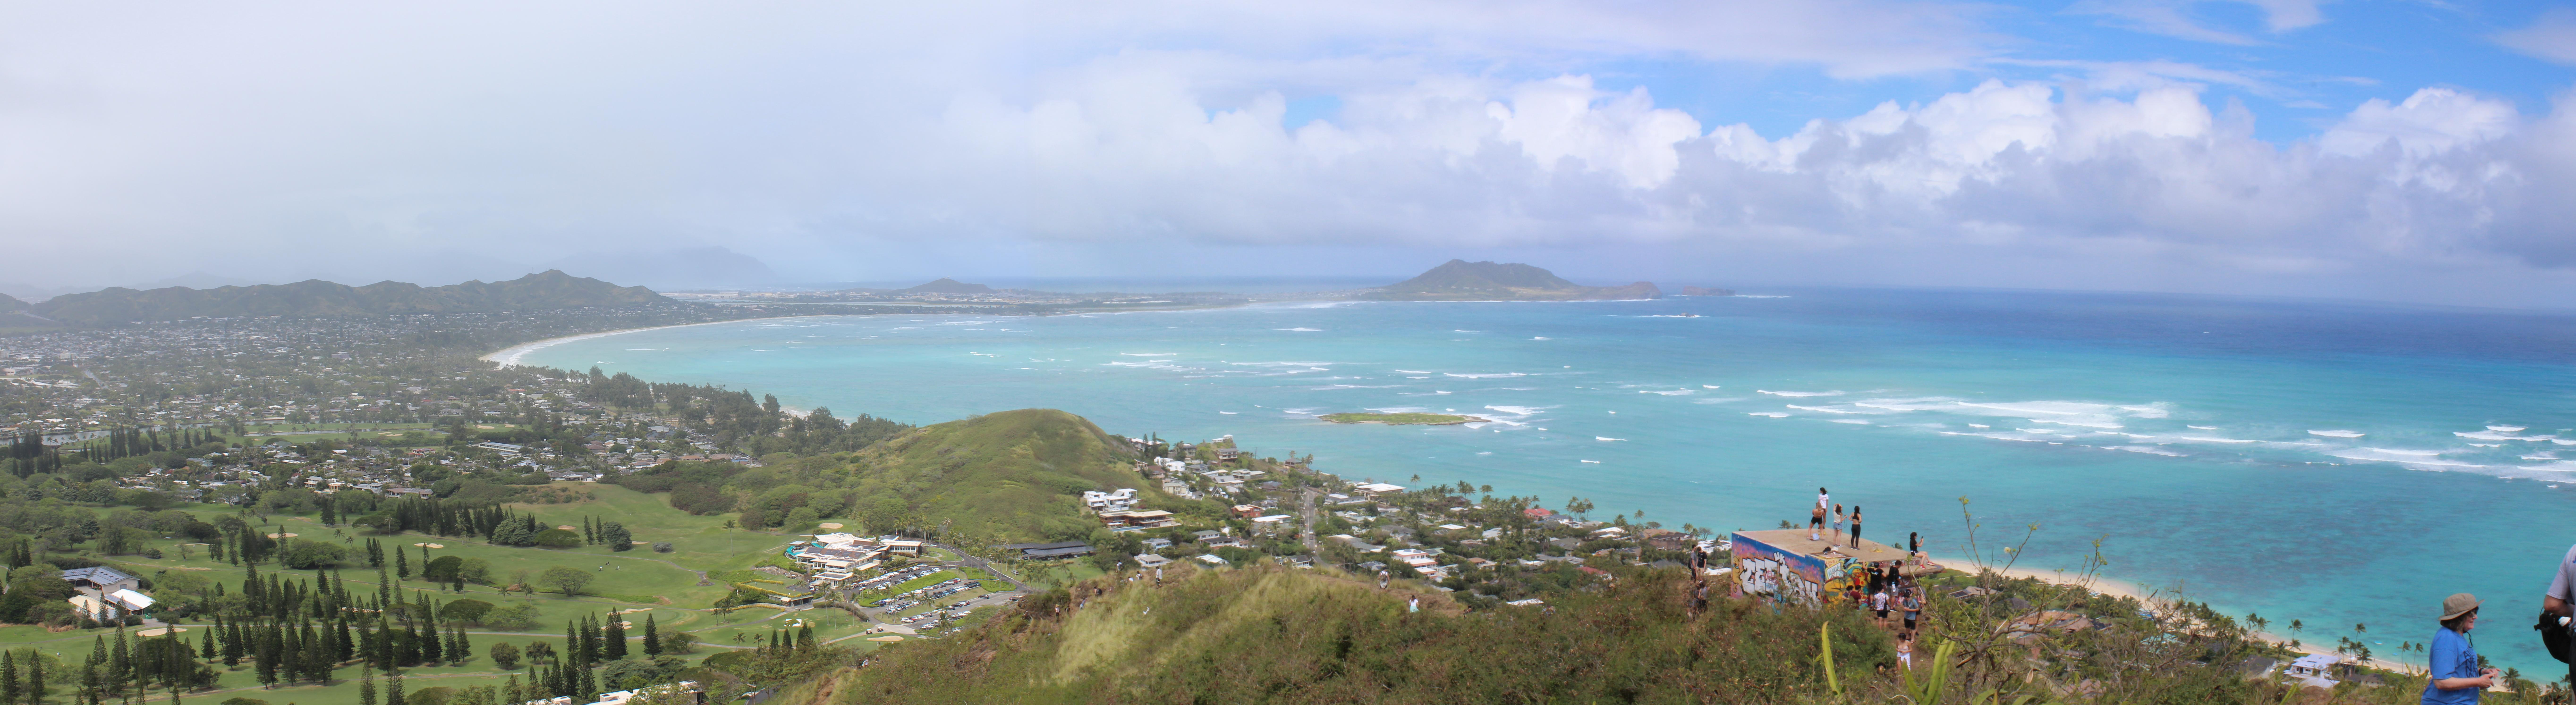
1318, 412, 1491, 425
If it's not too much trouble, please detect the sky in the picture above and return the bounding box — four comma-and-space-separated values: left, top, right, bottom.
4, 1, 2576, 305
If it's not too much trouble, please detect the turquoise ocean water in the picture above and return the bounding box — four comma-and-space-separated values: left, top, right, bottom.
509, 289, 2576, 670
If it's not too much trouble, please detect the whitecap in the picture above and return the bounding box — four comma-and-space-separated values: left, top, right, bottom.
1218, 411, 1237, 415
1758, 390, 1845, 397
1831, 419, 1871, 424
1936, 431, 2046, 443
2308, 430, 2366, 438
2490, 425, 2528, 432
1395, 370, 1433, 374
2187, 425, 2218, 430
1702, 385, 1721, 389
2108, 446, 2185, 457
1968, 424, 1990, 429
2174, 436, 2262, 444
1638, 390, 1693, 395
1748, 412, 1790, 418
1483, 405, 1549, 416
1532, 337, 1551, 340
2360, 447, 2444, 456
1273, 328, 1322, 332
1785, 404, 1870, 414
2457, 430, 2559, 442
2331, 448, 2489, 468
1580, 460, 1601, 464
1596, 437, 1626, 442
1446, 373, 1527, 379
1120, 352, 1176, 356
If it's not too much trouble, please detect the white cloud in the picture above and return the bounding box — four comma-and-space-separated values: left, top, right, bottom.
2069, 0, 2331, 44
2495, 8, 2576, 66
1489, 77, 1704, 189
2320, 88, 2520, 158
4, 0, 2576, 304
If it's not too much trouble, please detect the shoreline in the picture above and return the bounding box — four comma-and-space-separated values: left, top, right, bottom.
1928, 552, 2418, 675
481, 316, 823, 366
483, 306, 2440, 680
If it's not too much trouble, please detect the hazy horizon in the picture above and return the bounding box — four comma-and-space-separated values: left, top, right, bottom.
6, 2, 2575, 307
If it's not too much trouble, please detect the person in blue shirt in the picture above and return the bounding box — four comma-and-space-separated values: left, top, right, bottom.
2424, 592, 2497, 704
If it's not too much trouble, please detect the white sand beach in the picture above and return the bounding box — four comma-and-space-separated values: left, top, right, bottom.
480, 316, 811, 366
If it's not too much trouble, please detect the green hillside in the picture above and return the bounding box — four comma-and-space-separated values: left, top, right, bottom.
32, 270, 666, 324
835, 565, 1880, 704
1362, 260, 1661, 301
843, 408, 1154, 542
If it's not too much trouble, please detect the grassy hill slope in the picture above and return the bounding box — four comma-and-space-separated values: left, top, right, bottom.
1362, 259, 1661, 301
832, 565, 1877, 704
846, 408, 1153, 543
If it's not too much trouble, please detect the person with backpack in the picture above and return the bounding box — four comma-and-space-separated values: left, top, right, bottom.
1901, 587, 1923, 637
2543, 544, 2576, 688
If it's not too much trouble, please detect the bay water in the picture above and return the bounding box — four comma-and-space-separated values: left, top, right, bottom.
507, 288, 2576, 671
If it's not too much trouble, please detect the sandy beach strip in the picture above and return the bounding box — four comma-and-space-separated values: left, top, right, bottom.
480, 316, 819, 366
1926, 552, 2418, 674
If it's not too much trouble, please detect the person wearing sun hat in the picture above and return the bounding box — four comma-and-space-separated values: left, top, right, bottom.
2424, 592, 2498, 704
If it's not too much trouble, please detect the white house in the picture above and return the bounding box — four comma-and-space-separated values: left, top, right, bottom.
2283, 654, 2340, 688
1081, 488, 1139, 512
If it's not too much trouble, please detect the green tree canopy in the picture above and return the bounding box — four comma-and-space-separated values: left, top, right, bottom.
538, 566, 593, 596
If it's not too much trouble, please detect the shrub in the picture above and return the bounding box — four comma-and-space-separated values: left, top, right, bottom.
221, 698, 270, 705
421, 555, 465, 582
488, 642, 522, 669
601, 521, 633, 551
532, 528, 581, 548
660, 631, 698, 655
458, 557, 493, 584
603, 656, 690, 691
409, 686, 454, 705
278, 539, 348, 569
539, 565, 594, 595
651, 542, 674, 553
439, 598, 494, 624
483, 603, 542, 631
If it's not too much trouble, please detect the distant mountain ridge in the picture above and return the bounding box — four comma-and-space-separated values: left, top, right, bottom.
899, 277, 994, 294
1362, 260, 1660, 301
29, 270, 667, 325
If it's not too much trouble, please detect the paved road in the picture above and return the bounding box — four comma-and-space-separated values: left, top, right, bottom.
1299, 488, 1323, 553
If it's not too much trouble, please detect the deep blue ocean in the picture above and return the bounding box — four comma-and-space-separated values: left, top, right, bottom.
505, 288, 2576, 670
